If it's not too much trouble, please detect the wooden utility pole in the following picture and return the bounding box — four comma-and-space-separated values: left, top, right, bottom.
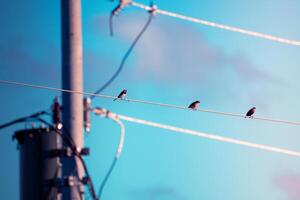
61, 0, 84, 199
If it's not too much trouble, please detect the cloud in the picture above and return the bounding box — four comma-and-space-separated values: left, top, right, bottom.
0, 37, 60, 84
91, 14, 283, 108
117, 17, 224, 84
129, 186, 185, 200
105, 14, 273, 84
227, 53, 275, 82
273, 173, 300, 200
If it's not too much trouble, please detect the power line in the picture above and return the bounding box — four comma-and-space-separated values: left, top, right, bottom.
130, 1, 300, 47
0, 79, 299, 126
112, 112, 300, 158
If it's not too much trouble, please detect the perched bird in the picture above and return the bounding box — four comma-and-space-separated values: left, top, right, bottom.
188, 100, 200, 110
245, 107, 256, 118
114, 89, 127, 101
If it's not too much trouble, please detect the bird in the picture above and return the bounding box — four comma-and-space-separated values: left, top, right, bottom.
188, 100, 200, 110
245, 107, 256, 118
114, 89, 127, 101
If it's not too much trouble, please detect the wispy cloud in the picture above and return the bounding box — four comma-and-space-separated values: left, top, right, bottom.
273, 173, 300, 200
0, 37, 60, 84
91, 14, 282, 108
106, 15, 273, 83
129, 186, 185, 200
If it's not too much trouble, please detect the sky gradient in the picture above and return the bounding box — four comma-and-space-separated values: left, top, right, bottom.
0, 0, 300, 199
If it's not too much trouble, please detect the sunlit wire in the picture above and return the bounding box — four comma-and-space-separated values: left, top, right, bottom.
113, 112, 300, 158
130, 1, 300, 46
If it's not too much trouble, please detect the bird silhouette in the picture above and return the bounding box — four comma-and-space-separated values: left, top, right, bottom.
114, 89, 127, 101
188, 100, 200, 110
245, 107, 256, 118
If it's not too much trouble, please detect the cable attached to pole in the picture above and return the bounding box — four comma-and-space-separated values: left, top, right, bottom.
90, 108, 300, 158
116, 112, 300, 158
93, 107, 125, 199
92, 2, 157, 99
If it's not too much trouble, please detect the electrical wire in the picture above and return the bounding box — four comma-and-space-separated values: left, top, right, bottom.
130, 1, 300, 47
93, 109, 125, 199
102, 111, 300, 158
1, 79, 299, 126
91, 7, 155, 99
0, 110, 50, 130
109, 14, 114, 36
109, 0, 132, 36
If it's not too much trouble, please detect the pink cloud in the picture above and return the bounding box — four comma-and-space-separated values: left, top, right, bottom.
273, 174, 300, 200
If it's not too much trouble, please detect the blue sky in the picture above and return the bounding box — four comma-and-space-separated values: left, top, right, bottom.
0, 0, 300, 199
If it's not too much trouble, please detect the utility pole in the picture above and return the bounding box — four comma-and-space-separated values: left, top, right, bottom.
61, 0, 84, 199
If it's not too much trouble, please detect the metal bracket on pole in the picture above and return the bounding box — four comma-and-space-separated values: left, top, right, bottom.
46, 175, 92, 188
44, 147, 90, 158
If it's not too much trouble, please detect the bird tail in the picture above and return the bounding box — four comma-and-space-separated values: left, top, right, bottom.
113, 98, 118, 101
